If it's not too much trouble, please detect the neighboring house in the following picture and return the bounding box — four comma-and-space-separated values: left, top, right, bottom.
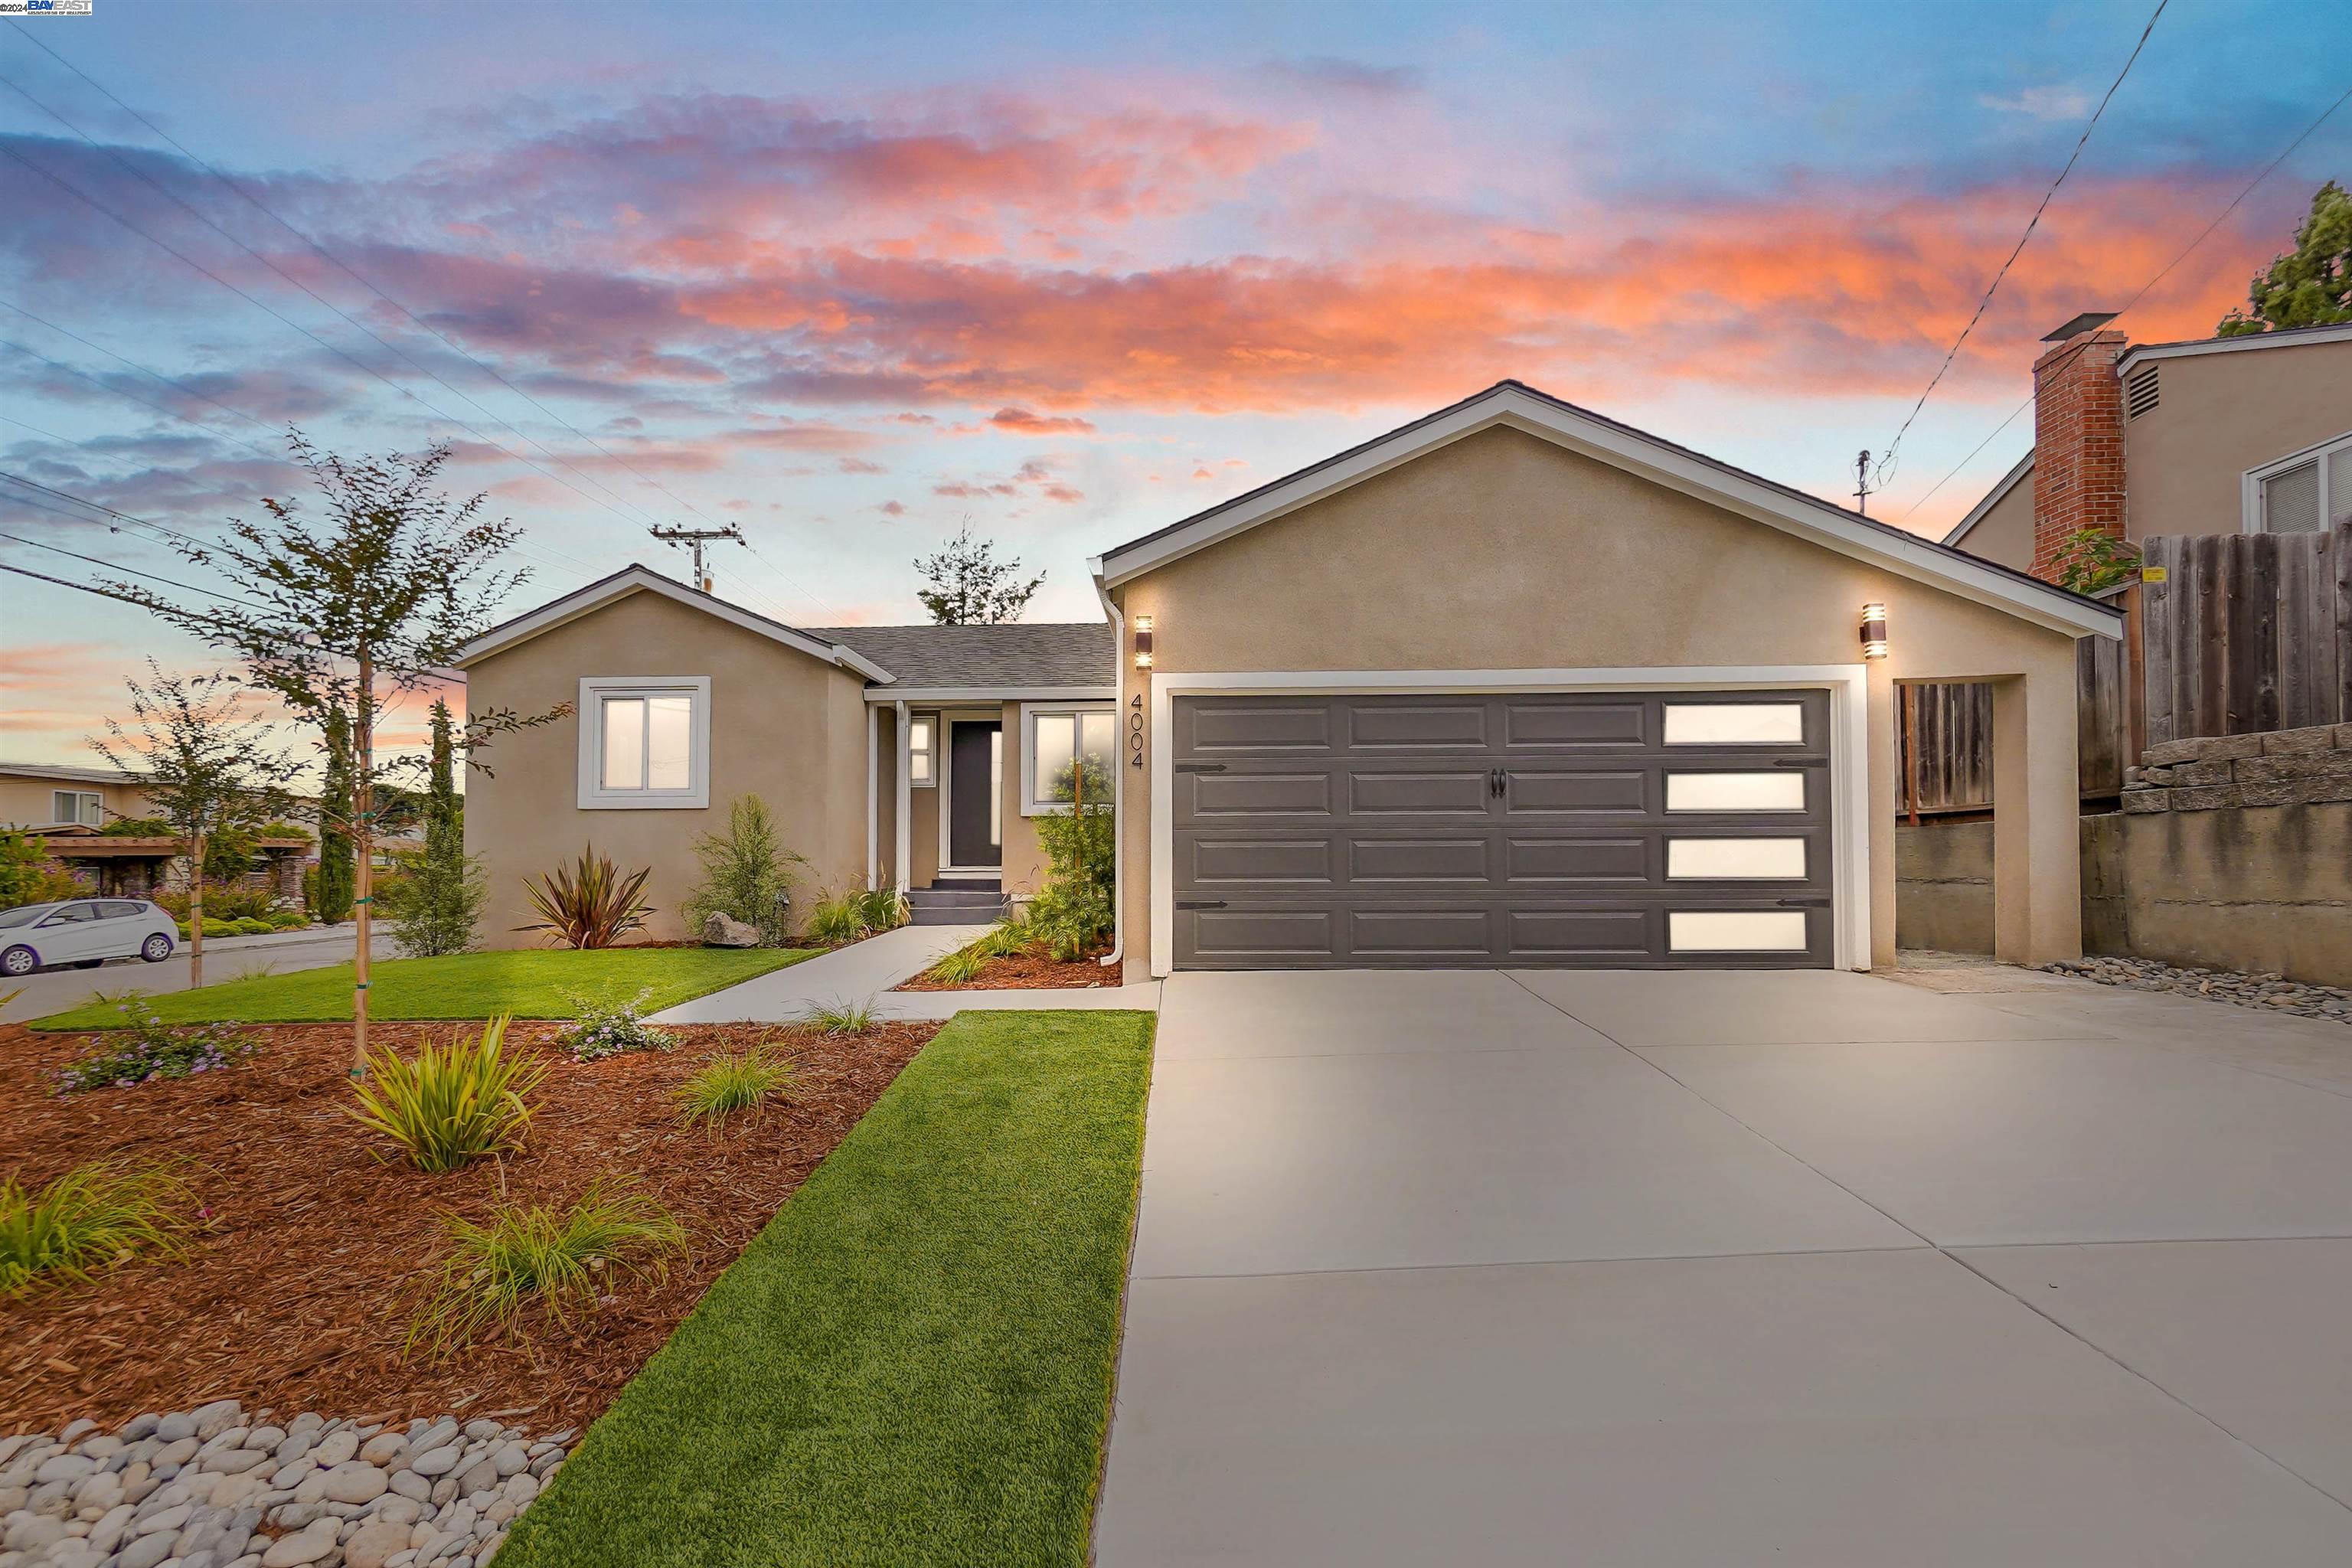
464, 380, 2118, 978
0, 762, 156, 830
1944, 318, 2352, 573
452, 573, 1114, 944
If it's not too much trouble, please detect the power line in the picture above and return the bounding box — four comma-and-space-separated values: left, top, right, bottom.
0, 523, 263, 607
5, 32, 844, 623
1875, 0, 2169, 484
1893, 73, 2352, 524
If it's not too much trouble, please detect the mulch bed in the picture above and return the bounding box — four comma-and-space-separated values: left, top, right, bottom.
0, 1014, 938, 1436
894, 946, 1119, 991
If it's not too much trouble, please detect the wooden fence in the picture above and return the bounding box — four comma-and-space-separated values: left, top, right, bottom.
2139, 522, 2350, 743
1900, 520, 2351, 816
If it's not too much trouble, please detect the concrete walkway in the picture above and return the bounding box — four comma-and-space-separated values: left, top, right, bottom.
1094, 967, 2352, 1566
651, 923, 1159, 1023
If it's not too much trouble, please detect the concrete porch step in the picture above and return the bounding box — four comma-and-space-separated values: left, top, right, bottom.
906, 883, 1007, 925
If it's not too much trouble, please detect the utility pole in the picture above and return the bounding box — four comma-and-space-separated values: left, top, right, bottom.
1854, 449, 1873, 516
649, 523, 743, 593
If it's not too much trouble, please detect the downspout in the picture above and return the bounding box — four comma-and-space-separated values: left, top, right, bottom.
865, 701, 879, 890
1090, 561, 1125, 972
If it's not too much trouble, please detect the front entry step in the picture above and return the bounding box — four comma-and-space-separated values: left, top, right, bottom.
906, 883, 1007, 925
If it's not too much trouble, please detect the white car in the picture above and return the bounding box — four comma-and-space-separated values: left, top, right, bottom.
0, 897, 179, 976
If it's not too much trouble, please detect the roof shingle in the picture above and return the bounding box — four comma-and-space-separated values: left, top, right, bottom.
808, 622, 1114, 691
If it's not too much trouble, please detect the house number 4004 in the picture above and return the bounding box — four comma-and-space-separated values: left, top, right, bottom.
1129, 694, 1145, 767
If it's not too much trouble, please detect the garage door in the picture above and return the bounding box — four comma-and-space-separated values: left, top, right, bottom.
1169, 691, 1834, 969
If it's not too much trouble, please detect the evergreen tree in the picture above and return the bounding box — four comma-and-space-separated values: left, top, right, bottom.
314, 706, 355, 923
913, 522, 1044, 624
384, 697, 487, 956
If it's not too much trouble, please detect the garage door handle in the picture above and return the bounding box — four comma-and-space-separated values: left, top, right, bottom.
1772, 756, 1829, 768
1176, 900, 1227, 910
1775, 897, 1831, 908
1175, 763, 1227, 774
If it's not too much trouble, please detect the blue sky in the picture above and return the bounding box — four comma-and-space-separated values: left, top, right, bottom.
2, 0, 2347, 760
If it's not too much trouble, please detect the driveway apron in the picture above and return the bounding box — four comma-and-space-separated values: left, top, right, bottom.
1093, 968, 2352, 1566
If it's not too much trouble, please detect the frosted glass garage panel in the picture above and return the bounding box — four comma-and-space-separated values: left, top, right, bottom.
1665, 772, 1805, 812
1669, 910, 1809, 952
1667, 838, 1807, 880
1663, 703, 1805, 745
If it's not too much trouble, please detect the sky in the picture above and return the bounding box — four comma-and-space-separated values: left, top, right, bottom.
2, 0, 2347, 765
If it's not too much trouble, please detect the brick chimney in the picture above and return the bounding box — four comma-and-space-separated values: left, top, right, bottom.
2030, 320, 2128, 583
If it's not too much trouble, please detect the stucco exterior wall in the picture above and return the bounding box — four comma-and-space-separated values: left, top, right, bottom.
463, 589, 870, 946
2122, 337, 2352, 539
1111, 423, 2091, 979
1952, 471, 2034, 573
0, 776, 156, 828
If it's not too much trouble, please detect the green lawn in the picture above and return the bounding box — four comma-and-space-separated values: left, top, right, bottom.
32, 946, 814, 1028
498, 1009, 1156, 1568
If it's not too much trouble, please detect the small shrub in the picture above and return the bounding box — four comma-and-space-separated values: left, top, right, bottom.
804, 892, 865, 945
517, 847, 655, 949
268, 910, 308, 930
346, 1017, 547, 1173
408, 1175, 688, 1355
0, 827, 87, 910
560, 988, 680, 1063
0, 1158, 195, 1295
153, 884, 283, 923
851, 887, 908, 933
926, 946, 988, 986
682, 795, 807, 947
673, 1046, 796, 1129
231, 916, 273, 936
802, 996, 880, 1034
55, 1001, 256, 1093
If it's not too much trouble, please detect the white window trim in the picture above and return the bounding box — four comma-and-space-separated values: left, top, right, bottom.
1018, 701, 1118, 816
52, 790, 103, 827
1148, 666, 1870, 978
2242, 430, 2352, 534
576, 675, 712, 809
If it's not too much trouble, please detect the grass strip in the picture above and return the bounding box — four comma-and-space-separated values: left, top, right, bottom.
497, 1008, 1155, 1568
33, 947, 813, 1028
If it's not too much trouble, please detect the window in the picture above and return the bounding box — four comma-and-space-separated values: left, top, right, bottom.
51, 790, 102, 826
1668, 910, 1808, 952
1666, 838, 1807, 880
907, 716, 936, 787
2246, 432, 2352, 535
1021, 705, 1116, 814
577, 677, 710, 808
1664, 772, 1806, 812
1661, 703, 1805, 746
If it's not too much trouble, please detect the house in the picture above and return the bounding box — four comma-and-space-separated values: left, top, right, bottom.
1943, 318, 2352, 574
0, 761, 155, 830
452, 575, 1115, 941
462, 380, 2118, 978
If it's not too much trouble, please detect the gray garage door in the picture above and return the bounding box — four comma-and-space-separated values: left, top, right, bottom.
1170, 691, 1834, 969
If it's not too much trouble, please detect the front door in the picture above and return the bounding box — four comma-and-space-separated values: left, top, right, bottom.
948, 720, 1003, 869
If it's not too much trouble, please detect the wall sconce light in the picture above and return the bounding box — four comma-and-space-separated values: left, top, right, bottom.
1860, 602, 1889, 660
1132, 614, 1155, 671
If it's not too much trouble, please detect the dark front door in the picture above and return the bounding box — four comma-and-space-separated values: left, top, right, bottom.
1168, 691, 1835, 969
949, 720, 1002, 868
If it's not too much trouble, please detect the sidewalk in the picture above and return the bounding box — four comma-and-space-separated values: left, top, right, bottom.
652, 923, 1160, 1023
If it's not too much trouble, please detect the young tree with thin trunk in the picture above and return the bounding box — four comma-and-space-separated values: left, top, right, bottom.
90, 662, 299, 988
314, 707, 356, 923
105, 433, 561, 1074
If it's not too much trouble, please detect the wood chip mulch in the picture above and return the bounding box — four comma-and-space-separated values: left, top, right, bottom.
0, 1014, 938, 1436
893, 945, 1119, 991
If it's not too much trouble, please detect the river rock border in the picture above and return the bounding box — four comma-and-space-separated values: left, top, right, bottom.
2043, 954, 2352, 1023
0, 1403, 574, 1568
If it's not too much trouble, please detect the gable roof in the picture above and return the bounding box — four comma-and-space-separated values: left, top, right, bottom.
2118, 319, 2352, 374
1943, 452, 2034, 549
452, 564, 896, 681
1091, 381, 2121, 639
808, 622, 1113, 696
0, 761, 125, 786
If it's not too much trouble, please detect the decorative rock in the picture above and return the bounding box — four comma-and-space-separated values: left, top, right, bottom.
345, 1519, 415, 1568
323, 1463, 388, 1506
274, 1433, 315, 1467
34, 1455, 96, 1485
311, 1429, 359, 1469
358, 1433, 407, 1468
458, 1459, 500, 1498
406, 1448, 462, 1479
191, 1403, 244, 1443
260, 1520, 341, 1567
701, 911, 761, 946
207, 1449, 272, 1476
488, 1445, 527, 1481
118, 1527, 178, 1568
460, 1423, 503, 1443
2047, 954, 2352, 1022
387, 1471, 432, 1504
4, 1514, 67, 1553
119, 1416, 162, 1442
57, 1421, 97, 1446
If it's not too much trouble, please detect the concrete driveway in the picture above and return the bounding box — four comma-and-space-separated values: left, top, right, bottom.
1094, 968, 2352, 1566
